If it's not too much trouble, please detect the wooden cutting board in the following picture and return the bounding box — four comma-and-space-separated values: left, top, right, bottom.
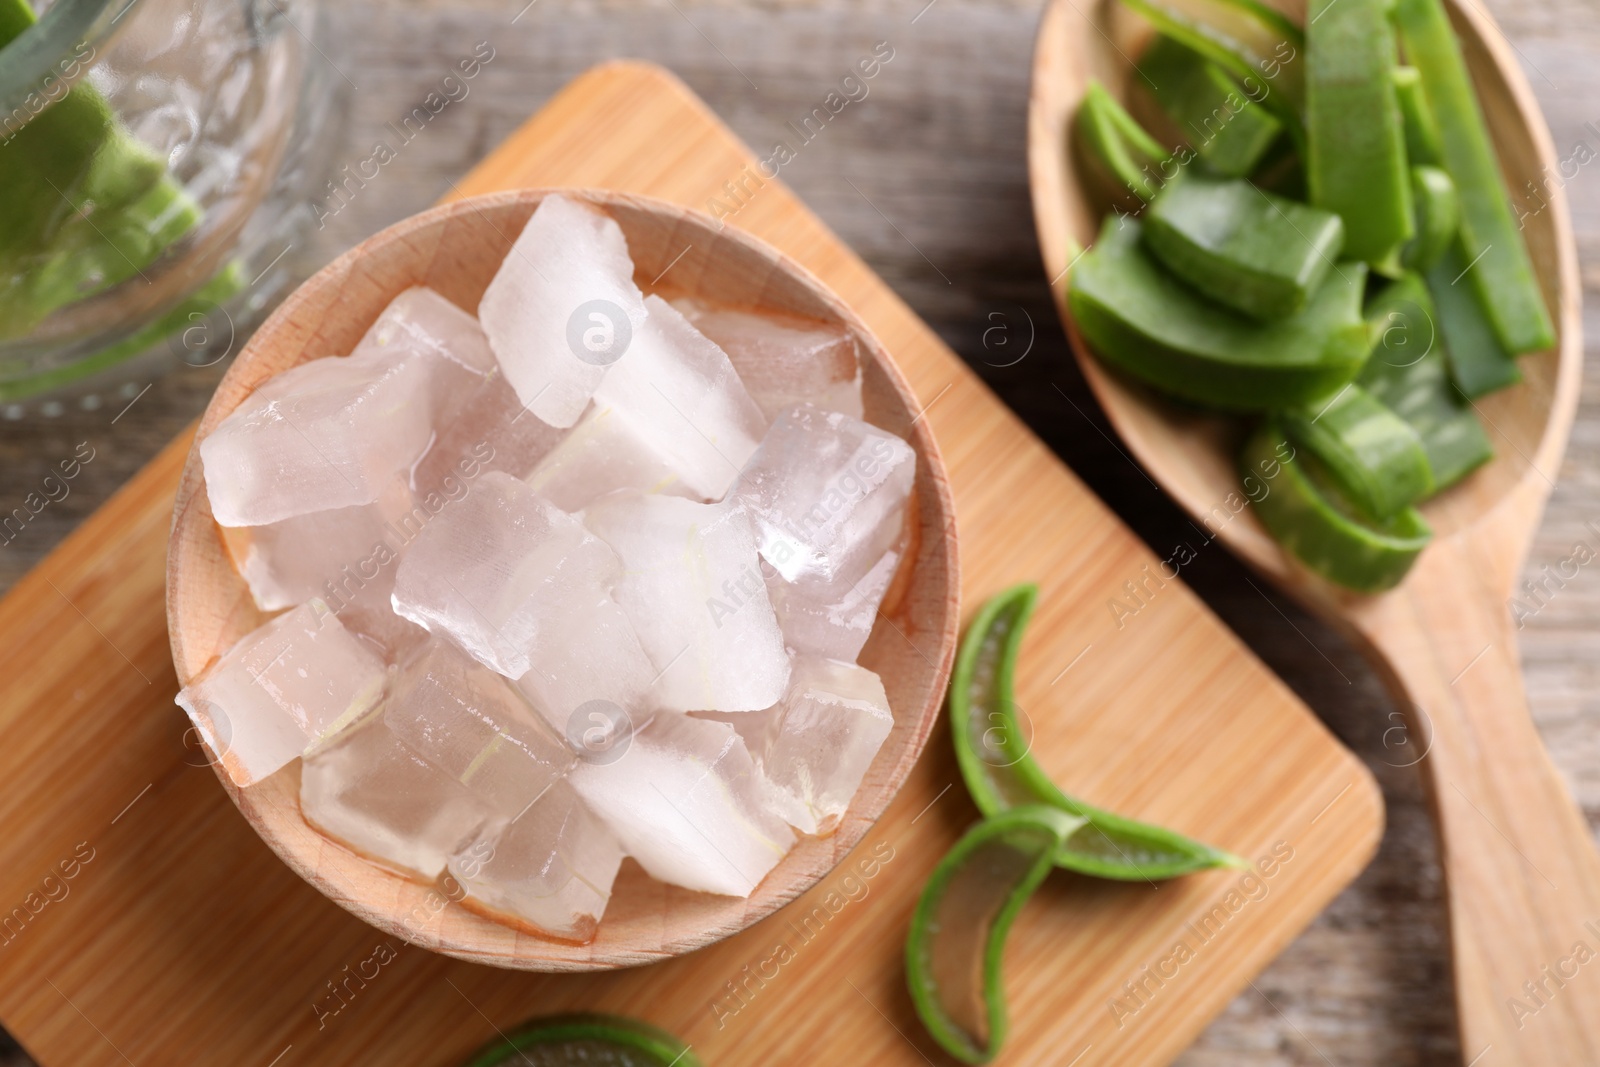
0, 61, 1381, 1066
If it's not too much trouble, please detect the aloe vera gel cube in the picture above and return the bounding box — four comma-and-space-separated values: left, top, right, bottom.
1143, 175, 1345, 320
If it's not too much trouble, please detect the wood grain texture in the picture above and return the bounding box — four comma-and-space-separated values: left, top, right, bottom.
2, 2, 1593, 1063
0, 60, 1380, 1066
165, 187, 962, 970
1028, 0, 1594, 1060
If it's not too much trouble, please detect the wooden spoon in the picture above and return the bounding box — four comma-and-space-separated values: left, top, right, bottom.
1029, 1, 1594, 1060
166, 189, 959, 971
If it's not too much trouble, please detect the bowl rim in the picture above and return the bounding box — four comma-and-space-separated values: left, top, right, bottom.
165, 187, 961, 971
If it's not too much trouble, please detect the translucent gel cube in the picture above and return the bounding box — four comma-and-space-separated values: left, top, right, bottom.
512, 582, 659, 735
702, 657, 893, 836
447, 780, 625, 942
200, 348, 437, 527
176, 600, 387, 787
325, 577, 429, 663
584, 492, 790, 712
671, 296, 863, 420
733, 404, 915, 588
354, 284, 494, 362
524, 403, 695, 512
767, 547, 901, 662
411, 371, 565, 499
478, 194, 647, 428
221, 476, 419, 613
390, 471, 622, 679
569, 714, 794, 896
592, 295, 767, 501
383, 638, 575, 819
301, 712, 499, 881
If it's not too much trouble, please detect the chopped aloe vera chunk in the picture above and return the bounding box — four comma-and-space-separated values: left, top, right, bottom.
1143, 174, 1344, 320
1281, 383, 1434, 521
1306, 0, 1414, 265
0, 0, 30, 37
462, 1013, 701, 1067
0, 0, 202, 338
1070, 217, 1369, 410
1141, 34, 1283, 178
1360, 274, 1494, 491
950, 584, 1244, 879
906, 806, 1084, 1065
1403, 165, 1460, 273
1429, 242, 1520, 397
1392, 66, 1444, 167
0, 261, 246, 402
1395, 0, 1554, 354
1245, 419, 1432, 592
1120, 0, 1305, 136
1075, 81, 1171, 206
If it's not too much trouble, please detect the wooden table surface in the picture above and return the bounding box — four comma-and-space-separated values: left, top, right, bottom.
1, 0, 1594, 1062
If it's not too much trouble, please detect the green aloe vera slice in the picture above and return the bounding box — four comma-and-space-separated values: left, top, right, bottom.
1359, 273, 1494, 491
906, 805, 1084, 1065
1280, 383, 1434, 521
1143, 173, 1344, 321
1403, 165, 1460, 273
1244, 418, 1432, 592
461, 1013, 701, 1067
1305, 0, 1415, 265
950, 584, 1245, 880
1075, 80, 1171, 206
1140, 34, 1284, 178
1392, 66, 1443, 168
1394, 0, 1554, 354
1428, 241, 1520, 398
1070, 216, 1370, 411
1119, 0, 1306, 136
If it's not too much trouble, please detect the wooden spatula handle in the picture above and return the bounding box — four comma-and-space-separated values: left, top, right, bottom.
1359, 547, 1600, 1064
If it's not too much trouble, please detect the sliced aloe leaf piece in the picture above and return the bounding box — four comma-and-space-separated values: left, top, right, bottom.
1403, 165, 1460, 273
1360, 273, 1494, 491
1143, 173, 1345, 321
1140, 34, 1284, 178
1120, 0, 1306, 135
1305, 0, 1415, 264
1075, 80, 1171, 206
1428, 241, 1521, 397
1244, 417, 1432, 592
906, 805, 1084, 1065
1281, 382, 1434, 521
1394, 0, 1554, 354
1392, 65, 1443, 168
950, 584, 1245, 880
1070, 216, 1370, 411
461, 1013, 701, 1067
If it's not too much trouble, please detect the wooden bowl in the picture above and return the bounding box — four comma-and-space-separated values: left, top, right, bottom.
166, 189, 960, 972
1029, 4, 1597, 1060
